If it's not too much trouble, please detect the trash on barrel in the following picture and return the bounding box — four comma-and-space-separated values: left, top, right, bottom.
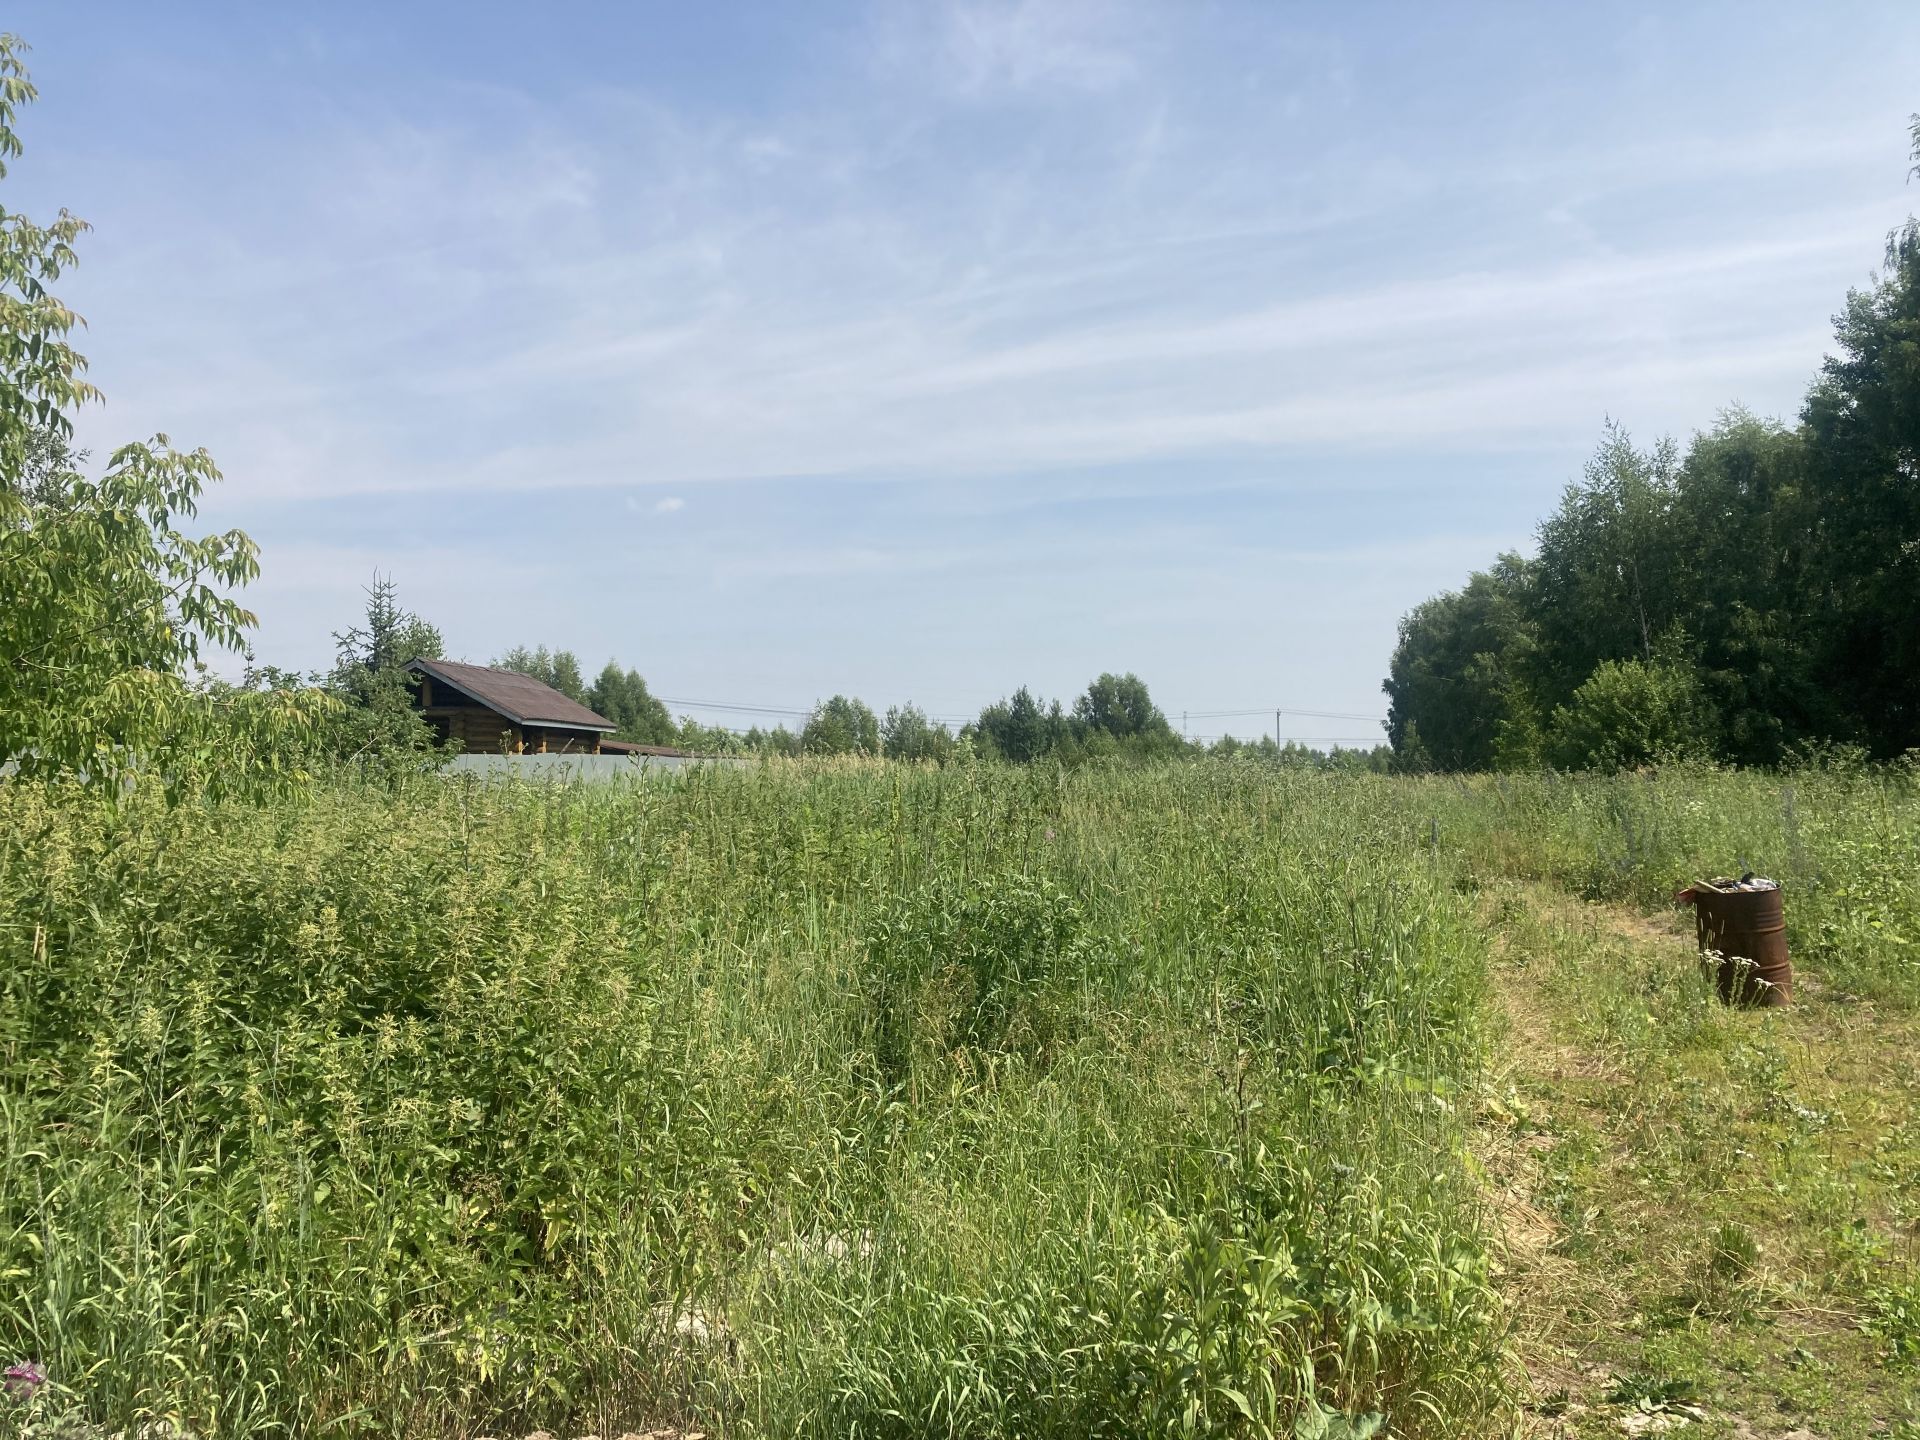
1673, 873, 1791, 1008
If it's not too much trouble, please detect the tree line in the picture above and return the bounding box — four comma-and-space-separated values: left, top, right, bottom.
276, 575, 1390, 770
1385, 121, 1920, 772
478, 633, 1393, 769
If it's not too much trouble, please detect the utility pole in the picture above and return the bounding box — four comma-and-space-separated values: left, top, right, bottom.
1182, 710, 1187, 740
1275, 708, 1281, 749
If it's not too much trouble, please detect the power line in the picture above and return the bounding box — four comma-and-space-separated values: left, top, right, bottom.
1189, 734, 1386, 745
1186, 706, 1385, 723
654, 696, 811, 718
656, 695, 975, 726
1280, 708, 1387, 723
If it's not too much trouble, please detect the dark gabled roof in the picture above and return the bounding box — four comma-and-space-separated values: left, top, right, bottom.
405, 657, 615, 732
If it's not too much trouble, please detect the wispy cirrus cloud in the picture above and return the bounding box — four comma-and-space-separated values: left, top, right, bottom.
62, 13, 1909, 509
83, 189, 1876, 502
868, 0, 1146, 98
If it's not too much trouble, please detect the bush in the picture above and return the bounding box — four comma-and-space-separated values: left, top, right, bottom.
1549, 658, 1713, 770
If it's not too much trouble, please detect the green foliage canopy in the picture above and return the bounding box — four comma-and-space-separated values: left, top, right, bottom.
1072, 672, 1172, 741
881, 702, 955, 763
0, 36, 323, 793
1547, 656, 1710, 771
323, 575, 445, 761
1383, 556, 1539, 773
586, 660, 675, 745
803, 694, 881, 756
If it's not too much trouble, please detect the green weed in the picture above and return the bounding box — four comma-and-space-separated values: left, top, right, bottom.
0, 763, 1505, 1437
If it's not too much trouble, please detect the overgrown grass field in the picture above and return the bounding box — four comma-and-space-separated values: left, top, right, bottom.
2, 760, 1916, 1437
1, 764, 1496, 1437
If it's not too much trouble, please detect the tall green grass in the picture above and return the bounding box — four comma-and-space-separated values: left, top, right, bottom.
1402, 762, 1920, 1004
0, 762, 1498, 1437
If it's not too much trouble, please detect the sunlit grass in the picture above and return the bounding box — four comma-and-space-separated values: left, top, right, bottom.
1399, 761, 1920, 1005
13, 758, 1909, 1434
0, 761, 1502, 1437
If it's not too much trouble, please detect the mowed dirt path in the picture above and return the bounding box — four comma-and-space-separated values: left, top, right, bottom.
1476, 880, 1920, 1440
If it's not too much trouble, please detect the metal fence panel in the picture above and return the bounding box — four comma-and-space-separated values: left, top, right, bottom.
441, 753, 740, 782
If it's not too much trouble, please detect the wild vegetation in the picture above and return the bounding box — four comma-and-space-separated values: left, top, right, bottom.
4, 760, 1918, 1437
1412, 760, 1920, 1006
2, 762, 1501, 1438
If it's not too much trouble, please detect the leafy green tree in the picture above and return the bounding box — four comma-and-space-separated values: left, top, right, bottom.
1530, 426, 1687, 712
1383, 554, 1541, 771
586, 661, 674, 744
1799, 206, 1920, 755
803, 694, 880, 756
672, 716, 742, 754
326, 576, 445, 759
1321, 743, 1396, 775
881, 703, 954, 763
1072, 672, 1167, 739
11, 422, 84, 510
0, 37, 322, 792
1070, 672, 1184, 760
1668, 413, 1823, 764
0, 38, 94, 482
3, 438, 332, 791
332, 574, 443, 682
1382, 235, 1920, 774
970, 686, 1072, 763
971, 680, 1188, 765
743, 723, 804, 756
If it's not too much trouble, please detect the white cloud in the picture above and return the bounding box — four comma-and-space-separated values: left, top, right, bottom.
871, 0, 1144, 98
55, 9, 1918, 516
655, 496, 686, 514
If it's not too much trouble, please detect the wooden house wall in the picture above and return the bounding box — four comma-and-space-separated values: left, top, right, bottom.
524, 726, 603, 755
441, 709, 523, 754
429, 712, 606, 754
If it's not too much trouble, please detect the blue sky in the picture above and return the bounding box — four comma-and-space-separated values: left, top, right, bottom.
11, 3, 1918, 741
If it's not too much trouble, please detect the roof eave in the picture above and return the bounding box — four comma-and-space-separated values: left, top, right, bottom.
406, 658, 530, 725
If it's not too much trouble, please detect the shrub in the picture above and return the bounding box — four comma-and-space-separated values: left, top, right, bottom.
1549, 657, 1713, 770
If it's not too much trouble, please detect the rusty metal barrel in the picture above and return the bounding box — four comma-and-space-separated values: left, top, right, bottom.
1678, 879, 1791, 1008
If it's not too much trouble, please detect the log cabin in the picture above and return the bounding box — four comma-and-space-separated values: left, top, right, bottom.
404, 657, 617, 754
